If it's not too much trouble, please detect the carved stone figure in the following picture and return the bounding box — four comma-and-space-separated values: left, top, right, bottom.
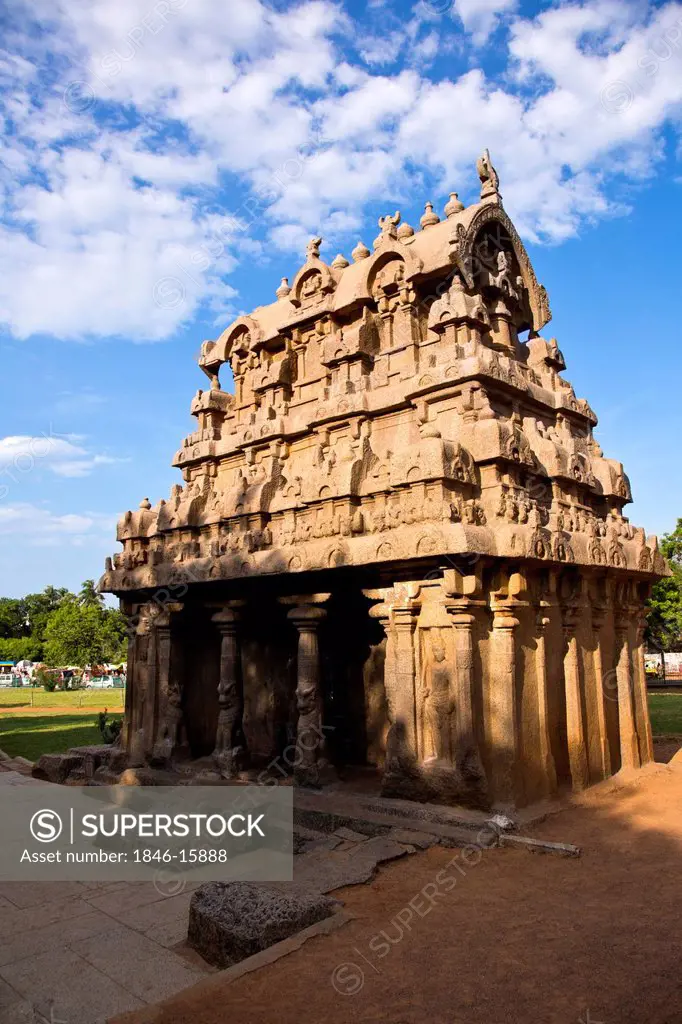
423, 632, 454, 762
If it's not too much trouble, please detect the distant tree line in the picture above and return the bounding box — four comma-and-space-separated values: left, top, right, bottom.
647, 519, 682, 661
0, 581, 128, 667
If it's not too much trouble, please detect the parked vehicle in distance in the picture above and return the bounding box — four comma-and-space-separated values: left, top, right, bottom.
85, 675, 124, 689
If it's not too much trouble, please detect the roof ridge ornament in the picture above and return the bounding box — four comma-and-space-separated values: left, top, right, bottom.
374, 211, 401, 249
420, 201, 440, 229
306, 236, 322, 261
444, 192, 465, 218
275, 277, 291, 299
477, 149, 501, 202
351, 240, 371, 262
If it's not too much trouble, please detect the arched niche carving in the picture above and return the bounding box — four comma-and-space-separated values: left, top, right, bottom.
199, 316, 263, 378
452, 206, 551, 332
361, 243, 423, 300
289, 258, 336, 308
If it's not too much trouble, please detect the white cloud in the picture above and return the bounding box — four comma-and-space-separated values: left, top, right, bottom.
0, 435, 126, 481
0, 0, 681, 342
453, 0, 518, 45
0, 502, 115, 546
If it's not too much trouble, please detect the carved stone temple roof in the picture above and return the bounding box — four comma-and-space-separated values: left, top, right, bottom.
100, 152, 665, 596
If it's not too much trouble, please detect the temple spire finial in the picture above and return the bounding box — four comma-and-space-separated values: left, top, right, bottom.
306, 236, 322, 261
477, 148, 501, 202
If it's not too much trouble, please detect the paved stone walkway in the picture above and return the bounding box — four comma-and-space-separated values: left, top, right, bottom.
0, 771, 213, 1024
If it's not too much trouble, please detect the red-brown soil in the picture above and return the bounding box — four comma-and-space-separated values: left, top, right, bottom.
112, 761, 682, 1024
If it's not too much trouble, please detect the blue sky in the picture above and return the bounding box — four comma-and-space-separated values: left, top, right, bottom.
0, 0, 681, 597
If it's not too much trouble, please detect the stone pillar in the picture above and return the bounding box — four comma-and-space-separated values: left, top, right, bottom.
614, 610, 641, 770
151, 602, 185, 766
121, 601, 136, 752
489, 600, 521, 807
534, 603, 558, 797
449, 605, 483, 777
284, 594, 332, 786
391, 605, 419, 757
212, 602, 247, 776
125, 604, 153, 765
561, 606, 589, 791
589, 600, 612, 780
632, 609, 654, 765
366, 596, 394, 751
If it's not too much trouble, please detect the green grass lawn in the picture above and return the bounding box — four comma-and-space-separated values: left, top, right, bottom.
0, 713, 123, 760
0, 688, 125, 710
648, 692, 682, 737
0, 690, 679, 763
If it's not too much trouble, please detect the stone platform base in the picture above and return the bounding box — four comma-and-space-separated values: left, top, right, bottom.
381, 756, 490, 811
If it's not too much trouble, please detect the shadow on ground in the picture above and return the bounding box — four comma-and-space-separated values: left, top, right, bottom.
108, 759, 682, 1024
0, 714, 120, 760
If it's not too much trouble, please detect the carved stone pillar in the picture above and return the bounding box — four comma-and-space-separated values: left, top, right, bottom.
448, 605, 483, 778
151, 602, 185, 765
534, 603, 558, 797
391, 604, 419, 757
489, 600, 521, 807
125, 603, 154, 764
561, 605, 589, 791
211, 602, 247, 776
614, 609, 641, 770
120, 601, 136, 752
284, 594, 332, 785
589, 600, 612, 780
632, 608, 654, 765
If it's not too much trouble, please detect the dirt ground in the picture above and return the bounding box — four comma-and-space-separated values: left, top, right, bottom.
110, 757, 682, 1024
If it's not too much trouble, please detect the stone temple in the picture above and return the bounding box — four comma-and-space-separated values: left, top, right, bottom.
100, 151, 665, 810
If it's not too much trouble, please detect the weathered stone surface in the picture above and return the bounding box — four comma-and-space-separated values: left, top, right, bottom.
117, 767, 158, 786
333, 827, 369, 843
99, 150, 663, 810
387, 828, 439, 849
294, 836, 413, 893
187, 882, 339, 968
32, 754, 82, 784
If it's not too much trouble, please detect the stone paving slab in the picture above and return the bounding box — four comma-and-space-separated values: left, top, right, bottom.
0, 947, 145, 1024
0, 880, 89, 908
70, 924, 208, 1004
0, 909, 114, 968
114, 891, 195, 948
294, 835, 411, 893
1, 895, 95, 934
86, 883, 182, 919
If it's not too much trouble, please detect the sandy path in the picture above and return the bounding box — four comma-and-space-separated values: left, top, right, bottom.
111, 761, 682, 1024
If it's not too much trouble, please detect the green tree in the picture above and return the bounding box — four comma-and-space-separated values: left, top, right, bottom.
23, 587, 72, 641
78, 579, 104, 608
0, 598, 27, 639
0, 637, 43, 662
647, 519, 682, 670
43, 602, 127, 668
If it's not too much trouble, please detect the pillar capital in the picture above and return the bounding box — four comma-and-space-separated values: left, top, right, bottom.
280, 593, 330, 628
210, 600, 247, 631
150, 602, 184, 632
491, 601, 521, 631
286, 604, 328, 628
590, 601, 608, 634
561, 603, 581, 637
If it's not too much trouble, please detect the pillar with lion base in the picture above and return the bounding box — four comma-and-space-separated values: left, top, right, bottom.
211, 601, 248, 777
149, 602, 187, 766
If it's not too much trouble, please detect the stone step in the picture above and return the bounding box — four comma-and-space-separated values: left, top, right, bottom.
293, 791, 489, 849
